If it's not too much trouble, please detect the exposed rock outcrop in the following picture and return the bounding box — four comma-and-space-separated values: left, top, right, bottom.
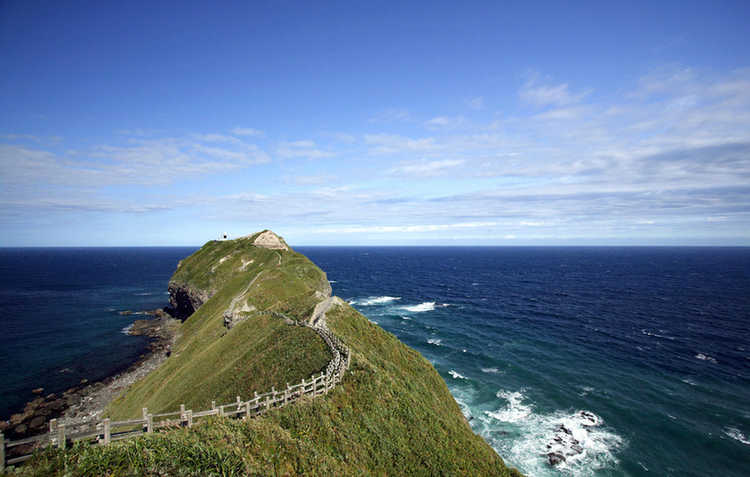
166, 282, 211, 320
251, 230, 289, 250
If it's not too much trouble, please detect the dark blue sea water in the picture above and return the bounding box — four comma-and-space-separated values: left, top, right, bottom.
0, 247, 195, 419
1, 247, 749, 476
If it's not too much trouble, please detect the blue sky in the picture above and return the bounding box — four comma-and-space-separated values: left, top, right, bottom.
1, 0, 749, 246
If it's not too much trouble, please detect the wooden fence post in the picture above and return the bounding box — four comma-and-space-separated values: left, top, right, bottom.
180, 404, 185, 426
244, 401, 251, 420
1, 432, 5, 472
142, 407, 148, 420
313, 375, 318, 395
103, 418, 111, 445
285, 383, 290, 404
58, 423, 66, 450
49, 418, 57, 446
187, 410, 193, 428
265, 394, 270, 412
142, 408, 148, 432
147, 414, 153, 433
211, 400, 216, 413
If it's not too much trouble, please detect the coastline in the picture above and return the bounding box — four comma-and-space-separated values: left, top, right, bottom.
0, 309, 179, 445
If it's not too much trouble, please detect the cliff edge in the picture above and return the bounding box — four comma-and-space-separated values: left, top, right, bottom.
15, 231, 521, 476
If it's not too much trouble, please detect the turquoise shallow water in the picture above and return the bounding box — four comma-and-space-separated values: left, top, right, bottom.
1, 246, 749, 476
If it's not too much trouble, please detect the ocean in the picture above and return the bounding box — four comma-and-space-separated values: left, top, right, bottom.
1, 246, 749, 476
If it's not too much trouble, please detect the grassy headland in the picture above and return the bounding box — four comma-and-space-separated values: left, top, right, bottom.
12, 231, 521, 476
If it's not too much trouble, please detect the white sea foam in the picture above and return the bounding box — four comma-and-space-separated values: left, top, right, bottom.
134, 292, 153, 296
367, 319, 379, 324
121, 324, 133, 334
481, 367, 501, 374
359, 296, 401, 306
641, 329, 676, 340
427, 338, 442, 346
485, 390, 532, 423
475, 389, 623, 476
578, 386, 595, 397
695, 353, 718, 364
448, 370, 467, 380
724, 427, 750, 445
681, 378, 698, 386
402, 302, 435, 312
400, 315, 412, 320
328, 280, 337, 283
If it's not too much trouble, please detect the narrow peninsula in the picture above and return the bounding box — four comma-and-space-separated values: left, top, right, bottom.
7, 231, 521, 476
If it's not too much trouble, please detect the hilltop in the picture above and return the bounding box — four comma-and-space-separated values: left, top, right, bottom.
13, 231, 521, 476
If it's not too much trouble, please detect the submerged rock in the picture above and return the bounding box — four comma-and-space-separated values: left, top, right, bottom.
547, 451, 566, 466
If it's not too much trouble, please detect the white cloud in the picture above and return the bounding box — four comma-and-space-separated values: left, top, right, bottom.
286, 174, 337, 185
275, 140, 334, 159
368, 108, 411, 123
0, 133, 271, 187
424, 115, 466, 129
520, 78, 587, 107
192, 133, 241, 144
364, 134, 440, 155
231, 127, 264, 137
388, 159, 465, 176
312, 222, 498, 234
467, 96, 484, 110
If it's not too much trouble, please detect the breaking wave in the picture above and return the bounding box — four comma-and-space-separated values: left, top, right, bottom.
355, 296, 401, 306
427, 338, 442, 346
724, 427, 750, 445
402, 302, 435, 312
477, 389, 623, 476
695, 353, 718, 364
448, 370, 468, 380
484, 390, 532, 423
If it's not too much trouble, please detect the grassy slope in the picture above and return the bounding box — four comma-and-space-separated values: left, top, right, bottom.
13, 234, 522, 476
108, 233, 332, 419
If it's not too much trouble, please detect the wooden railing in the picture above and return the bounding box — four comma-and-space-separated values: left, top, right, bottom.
0, 321, 350, 470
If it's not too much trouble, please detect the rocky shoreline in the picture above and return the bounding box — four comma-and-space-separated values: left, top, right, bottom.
0, 308, 180, 444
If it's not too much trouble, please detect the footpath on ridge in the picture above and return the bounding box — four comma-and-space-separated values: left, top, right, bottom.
1, 277, 351, 471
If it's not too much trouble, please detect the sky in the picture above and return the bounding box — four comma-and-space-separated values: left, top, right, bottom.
1, 0, 749, 246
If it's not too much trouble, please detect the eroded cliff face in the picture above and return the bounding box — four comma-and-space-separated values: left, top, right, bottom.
166, 282, 211, 320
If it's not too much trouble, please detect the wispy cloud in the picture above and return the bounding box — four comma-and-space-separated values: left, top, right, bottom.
467, 96, 484, 110
388, 159, 464, 177
368, 108, 411, 123
364, 133, 440, 155
0, 133, 270, 187
519, 76, 588, 107
231, 127, 264, 137
275, 140, 334, 159
424, 115, 466, 130
312, 221, 498, 234
3, 65, 750, 244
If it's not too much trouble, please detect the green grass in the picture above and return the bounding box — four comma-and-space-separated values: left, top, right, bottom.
9, 233, 523, 476
106, 235, 332, 419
